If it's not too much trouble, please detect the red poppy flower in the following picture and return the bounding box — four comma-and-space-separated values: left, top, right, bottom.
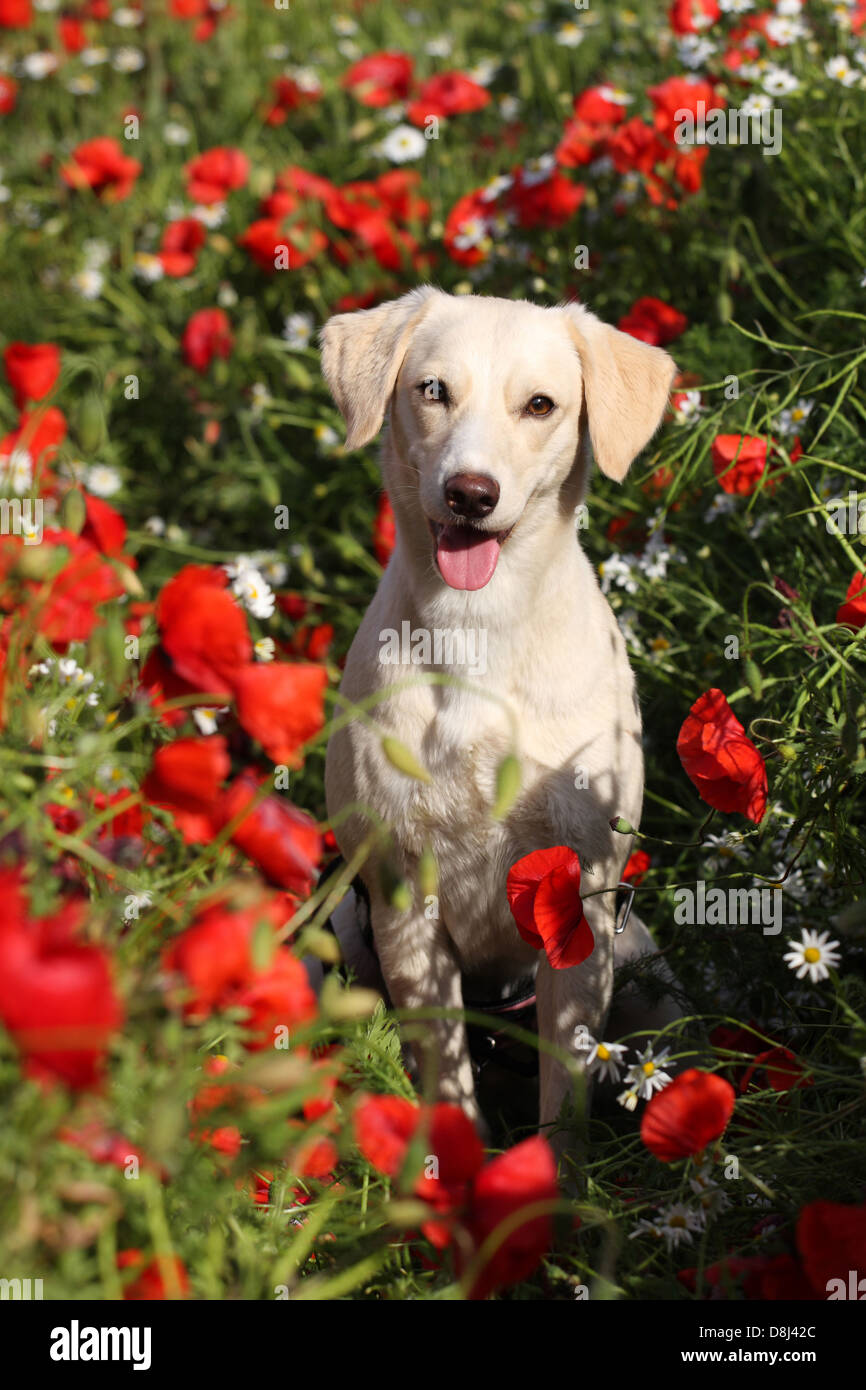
142, 736, 230, 841
162, 893, 299, 1021
156, 565, 252, 696
217, 771, 322, 893
711, 433, 772, 495
119, 1252, 190, 1301
233, 662, 327, 767
648, 76, 721, 142
618, 296, 688, 346
607, 117, 668, 176
81, 494, 127, 556
0, 404, 67, 478
341, 51, 414, 108
641, 1068, 736, 1161
507, 168, 584, 230
796, 1201, 866, 1296
0, 527, 125, 646
234, 950, 317, 1050
61, 137, 141, 201
669, 0, 720, 35
407, 72, 490, 125
264, 74, 321, 125
372, 492, 396, 566
415, 1104, 486, 1247
622, 850, 651, 885
184, 146, 249, 204
460, 1135, 558, 1300
0, 870, 123, 1090
4, 342, 60, 407
836, 570, 866, 630
181, 307, 233, 372
158, 218, 207, 277
506, 846, 594, 969
0, 73, 17, 112
741, 1046, 812, 1094
676, 688, 768, 823
0, 0, 32, 28
275, 164, 338, 202
237, 217, 328, 272
58, 14, 87, 51
354, 1093, 419, 1177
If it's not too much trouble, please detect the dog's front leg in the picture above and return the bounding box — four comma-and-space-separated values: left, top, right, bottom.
368, 888, 481, 1126
535, 899, 616, 1134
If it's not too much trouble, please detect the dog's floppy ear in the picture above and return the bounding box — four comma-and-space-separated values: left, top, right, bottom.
320, 286, 440, 450
564, 304, 677, 482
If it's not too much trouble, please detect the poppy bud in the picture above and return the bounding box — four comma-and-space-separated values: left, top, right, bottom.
491, 752, 521, 820
60, 486, 86, 534
381, 735, 432, 784
744, 657, 762, 701
418, 845, 438, 898
76, 392, 107, 454
610, 816, 635, 834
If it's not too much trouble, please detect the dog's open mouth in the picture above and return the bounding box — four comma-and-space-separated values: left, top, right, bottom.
427, 520, 513, 592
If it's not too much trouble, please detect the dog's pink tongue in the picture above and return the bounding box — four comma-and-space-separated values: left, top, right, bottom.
437, 525, 500, 591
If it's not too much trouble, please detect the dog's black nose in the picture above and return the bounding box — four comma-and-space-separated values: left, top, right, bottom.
444, 472, 500, 519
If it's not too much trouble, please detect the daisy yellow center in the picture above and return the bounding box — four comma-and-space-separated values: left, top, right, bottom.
804, 947, 821, 963
669, 1214, 686, 1228
642, 1061, 655, 1076
597, 1044, 610, 1061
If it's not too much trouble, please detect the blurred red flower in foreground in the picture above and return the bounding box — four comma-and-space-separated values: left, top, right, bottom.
237, 217, 328, 272
407, 72, 490, 125
618, 296, 688, 346
836, 570, 866, 629
0, 870, 123, 1090
641, 1068, 736, 1161
216, 771, 322, 894
669, 0, 720, 36
342, 51, 414, 107
159, 218, 207, 277
677, 688, 767, 823
184, 145, 249, 204
61, 137, 141, 201
506, 845, 594, 969
162, 892, 316, 1047
181, 308, 233, 373
118, 1251, 190, 1301
353, 1094, 557, 1298
233, 662, 328, 766
4, 341, 60, 407
155, 564, 251, 695
373, 492, 396, 566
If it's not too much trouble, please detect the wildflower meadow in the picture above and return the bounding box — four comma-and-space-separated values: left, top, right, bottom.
0, 0, 865, 1345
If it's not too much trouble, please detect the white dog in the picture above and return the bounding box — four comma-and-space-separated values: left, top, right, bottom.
321, 287, 680, 1136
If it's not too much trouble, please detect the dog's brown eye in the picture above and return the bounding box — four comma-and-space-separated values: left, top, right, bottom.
526, 395, 555, 417
418, 376, 448, 404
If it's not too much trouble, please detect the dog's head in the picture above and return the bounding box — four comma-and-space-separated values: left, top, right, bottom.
321, 287, 675, 593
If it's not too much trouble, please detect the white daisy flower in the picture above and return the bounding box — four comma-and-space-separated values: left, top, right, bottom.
624, 1045, 674, 1100
80, 48, 110, 67
783, 928, 841, 982
555, 22, 585, 47
66, 75, 100, 96
672, 388, 703, 424
254, 637, 276, 663
425, 36, 453, 58
520, 153, 556, 187
192, 203, 226, 229
133, 252, 164, 283
85, 464, 122, 498
599, 554, 639, 596
283, 312, 314, 349
678, 36, 717, 68
498, 95, 520, 121
765, 16, 808, 43
469, 59, 499, 87
378, 125, 426, 164
762, 66, 800, 95
112, 47, 146, 74
113, 6, 144, 25
774, 397, 813, 435
1, 447, 33, 494
144, 515, 166, 536
575, 1033, 629, 1082
825, 55, 860, 86
163, 122, 191, 146
226, 561, 276, 620
314, 423, 340, 453
719, 0, 755, 10
192, 706, 228, 736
